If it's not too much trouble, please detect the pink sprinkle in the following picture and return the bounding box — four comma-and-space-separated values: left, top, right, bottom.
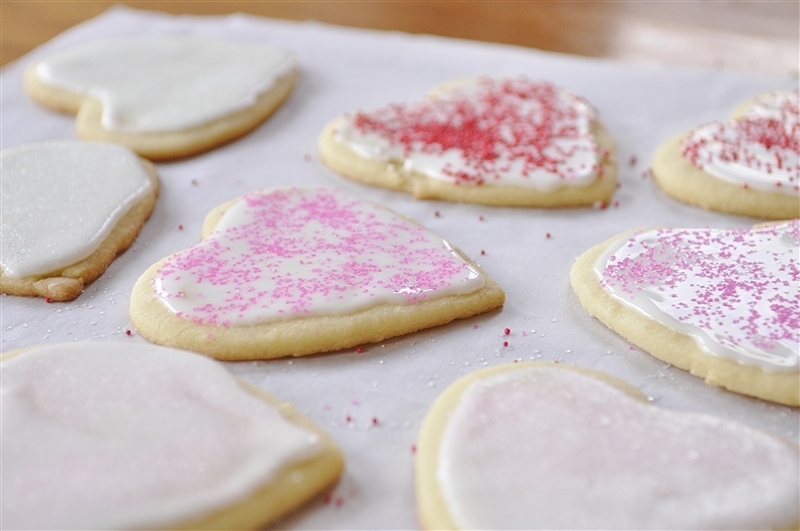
153, 188, 480, 326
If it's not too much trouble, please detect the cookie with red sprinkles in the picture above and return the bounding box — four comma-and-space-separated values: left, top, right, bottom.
318, 76, 617, 207
570, 220, 799, 405
129, 186, 504, 360
651, 89, 799, 219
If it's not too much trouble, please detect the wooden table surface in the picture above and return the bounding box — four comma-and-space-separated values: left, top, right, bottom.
2, 1, 798, 76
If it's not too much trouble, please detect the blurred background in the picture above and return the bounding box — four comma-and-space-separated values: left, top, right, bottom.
2, 1, 798, 76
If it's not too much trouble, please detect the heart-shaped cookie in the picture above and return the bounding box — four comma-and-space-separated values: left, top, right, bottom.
2, 342, 343, 530
570, 220, 799, 405
319, 76, 617, 207
0, 140, 158, 301
130, 187, 504, 360
651, 89, 799, 219
416, 362, 800, 530
24, 35, 296, 160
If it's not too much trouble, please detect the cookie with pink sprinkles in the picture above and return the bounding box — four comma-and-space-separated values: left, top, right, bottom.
318, 76, 617, 207
651, 89, 799, 219
129, 187, 505, 360
570, 220, 800, 406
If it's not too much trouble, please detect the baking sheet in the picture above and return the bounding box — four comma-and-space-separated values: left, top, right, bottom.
1, 6, 797, 529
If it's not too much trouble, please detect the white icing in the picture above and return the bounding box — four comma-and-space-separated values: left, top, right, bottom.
1, 342, 321, 530
437, 365, 800, 529
35, 35, 295, 132
594, 222, 800, 372
153, 187, 484, 326
0, 141, 154, 278
333, 77, 602, 189
739, 89, 799, 120
682, 89, 799, 194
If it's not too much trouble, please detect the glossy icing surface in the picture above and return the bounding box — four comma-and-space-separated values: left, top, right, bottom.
334, 77, 603, 189
1, 342, 321, 530
154, 187, 484, 326
681, 89, 799, 194
36, 35, 294, 132
0, 141, 154, 278
437, 365, 800, 529
596, 221, 799, 371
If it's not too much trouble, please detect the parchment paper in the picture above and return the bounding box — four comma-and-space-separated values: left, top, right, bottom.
1, 6, 797, 529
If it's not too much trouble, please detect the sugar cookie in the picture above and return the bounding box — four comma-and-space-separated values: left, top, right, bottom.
416, 362, 800, 530
319, 76, 617, 207
24, 35, 296, 160
1, 140, 158, 301
651, 89, 799, 219
130, 186, 505, 360
570, 220, 799, 405
1, 342, 344, 530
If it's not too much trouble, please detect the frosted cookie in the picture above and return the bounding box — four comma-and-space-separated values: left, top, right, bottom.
651, 89, 799, 219
570, 220, 799, 405
1, 140, 158, 301
319, 76, 617, 207
416, 362, 800, 530
1, 342, 344, 530
130, 186, 505, 360
24, 35, 296, 160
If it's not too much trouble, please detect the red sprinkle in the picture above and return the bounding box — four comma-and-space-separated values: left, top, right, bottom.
545, 232, 552, 239
44, 297, 52, 304
355, 346, 364, 354
178, 224, 184, 231
351, 78, 600, 185
503, 327, 511, 335
125, 329, 132, 336
502, 341, 509, 347
371, 417, 379, 426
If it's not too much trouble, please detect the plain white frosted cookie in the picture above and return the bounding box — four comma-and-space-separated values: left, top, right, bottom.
319, 76, 617, 207
651, 89, 799, 219
0, 140, 158, 301
416, 362, 800, 530
24, 35, 297, 160
570, 220, 799, 405
129, 186, 505, 360
1, 342, 344, 530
